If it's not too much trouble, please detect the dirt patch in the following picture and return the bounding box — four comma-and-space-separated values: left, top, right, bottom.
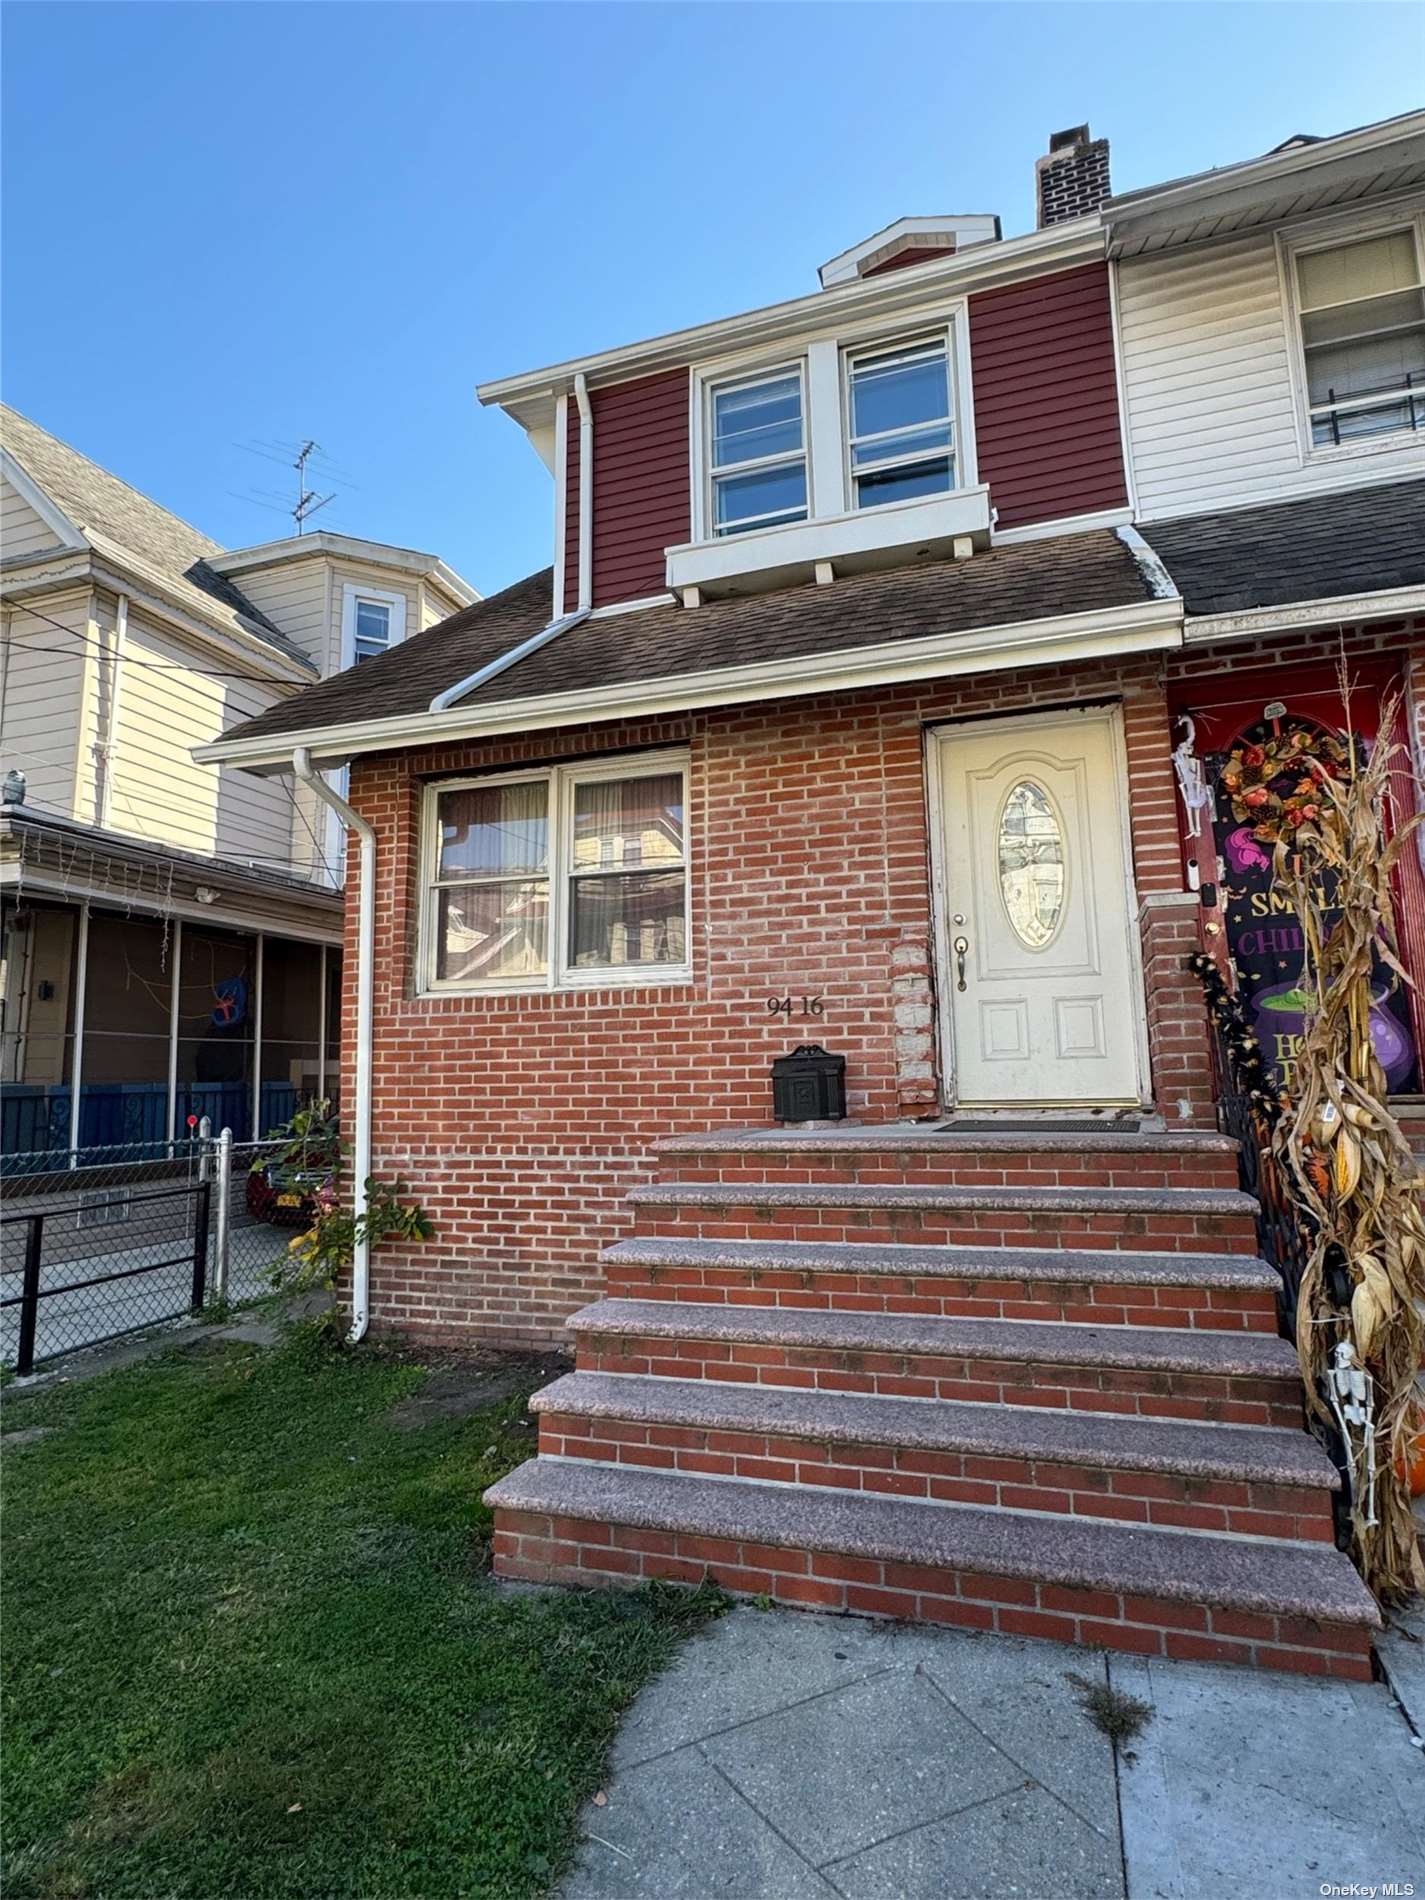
384, 1349, 569, 1432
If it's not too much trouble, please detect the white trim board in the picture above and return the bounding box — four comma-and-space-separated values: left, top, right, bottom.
1184, 585, 1425, 644
0, 448, 87, 552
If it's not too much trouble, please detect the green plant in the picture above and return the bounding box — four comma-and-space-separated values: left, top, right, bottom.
258, 1101, 433, 1305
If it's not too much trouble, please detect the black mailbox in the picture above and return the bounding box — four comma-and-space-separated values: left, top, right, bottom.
771, 1045, 847, 1123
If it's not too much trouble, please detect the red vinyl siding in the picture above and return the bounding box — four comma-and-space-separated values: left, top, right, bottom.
861, 244, 955, 278
562, 367, 691, 612
968, 263, 1127, 531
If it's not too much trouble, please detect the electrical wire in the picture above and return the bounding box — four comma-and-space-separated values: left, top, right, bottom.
4, 596, 310, 687
3, 599, 341, 883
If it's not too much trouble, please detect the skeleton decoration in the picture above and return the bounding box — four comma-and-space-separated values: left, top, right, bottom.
1327, 1338, 1379, 1528
1172, 715, 1213, 839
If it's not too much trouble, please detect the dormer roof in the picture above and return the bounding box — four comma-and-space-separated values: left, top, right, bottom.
817, 215, 1002, 288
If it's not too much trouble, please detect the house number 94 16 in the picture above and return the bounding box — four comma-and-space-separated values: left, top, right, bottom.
766, 995, 825, 1019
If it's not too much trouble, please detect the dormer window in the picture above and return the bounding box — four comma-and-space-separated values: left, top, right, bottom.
341, 582, 406, 668
846, 338, 955, 508
1293, 226, 1425, 449
709, 367, 807, 535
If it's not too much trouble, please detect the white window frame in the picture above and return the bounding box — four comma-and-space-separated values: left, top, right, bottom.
842, 330, 958, 511
703, 362, 809, 540
1279, 209, 1425, 466
687, 303, 976, 548
418, 749, 693, 996
340, 582, 407, 669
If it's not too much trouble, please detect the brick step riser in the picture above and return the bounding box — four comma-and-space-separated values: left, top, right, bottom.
492, 1509, 1371, 1679
606, 1262, 1280, 1333
664, 1156, 1242, 1192
575, 1333, 1306, 1427
537, 1413, 1335, 1541
634, 1207, 1260, 1255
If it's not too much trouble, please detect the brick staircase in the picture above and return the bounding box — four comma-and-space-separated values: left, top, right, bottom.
486, 1127, 1379, 1677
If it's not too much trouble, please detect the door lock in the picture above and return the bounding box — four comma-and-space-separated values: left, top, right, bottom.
952, 935, 970, 991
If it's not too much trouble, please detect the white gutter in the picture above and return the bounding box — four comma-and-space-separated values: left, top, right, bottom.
428, 608, 590, 712
573, 372, 593, 611
476, 217, 1103, 406
292, 746, 374, 1345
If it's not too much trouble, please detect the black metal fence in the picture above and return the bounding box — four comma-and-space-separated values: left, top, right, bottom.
1, 1136, 292, 1373
1207, 1028, 1316, 1331
2, 1178, 211, 1373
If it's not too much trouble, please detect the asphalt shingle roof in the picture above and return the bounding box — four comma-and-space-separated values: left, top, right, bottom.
217, 528, 1154, 746
1, 405, 314, 671
1139, 477, 1425, 617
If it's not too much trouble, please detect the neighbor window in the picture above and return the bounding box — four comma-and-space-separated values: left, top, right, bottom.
709, 368, 807, 535
425, 755, 690, 990
353, 599, 392, 662
846, 337, 955, 508
1294, 228, 1425, 448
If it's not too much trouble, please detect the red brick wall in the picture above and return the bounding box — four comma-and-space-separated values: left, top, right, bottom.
341, 646, 1206, 1349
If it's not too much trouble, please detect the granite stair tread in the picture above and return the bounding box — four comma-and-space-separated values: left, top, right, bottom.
604, 1234, 1278, 1290
629, 1181, 1257, 1216
486, 1458, 1379, 1628
532, 1370, 1340, 1489
656, 1127, 1238, 1157
571, 1296, 1303, 1379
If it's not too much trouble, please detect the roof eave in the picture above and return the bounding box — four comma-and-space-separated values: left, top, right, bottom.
476, 216, 1103, 415
1104, 110, 1425, 256
0, 541, 319, 683
195, 592, 1183, 776
210, 532, 480, 606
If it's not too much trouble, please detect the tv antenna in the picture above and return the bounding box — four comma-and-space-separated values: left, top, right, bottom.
292, 439, 336, 534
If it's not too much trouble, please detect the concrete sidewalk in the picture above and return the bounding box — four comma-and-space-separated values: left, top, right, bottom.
562, 1605, 1424, 1900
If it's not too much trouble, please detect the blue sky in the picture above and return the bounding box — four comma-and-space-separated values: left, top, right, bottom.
3, 3, 1420, 598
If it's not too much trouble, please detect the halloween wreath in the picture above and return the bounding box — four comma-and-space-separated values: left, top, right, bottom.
1218, 724, 1350, 845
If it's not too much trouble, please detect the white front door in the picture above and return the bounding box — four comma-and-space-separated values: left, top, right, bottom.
933, 707, 1144, 1106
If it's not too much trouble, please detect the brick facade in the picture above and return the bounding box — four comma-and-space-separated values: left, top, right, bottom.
342, 643, 1220, 1349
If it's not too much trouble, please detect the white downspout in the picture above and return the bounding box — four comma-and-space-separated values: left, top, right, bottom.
293, 746, 374, 1343
574, 371, 594, 613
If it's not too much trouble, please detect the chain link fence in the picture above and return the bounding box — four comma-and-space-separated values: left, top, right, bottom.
1, 1131, 304, 1372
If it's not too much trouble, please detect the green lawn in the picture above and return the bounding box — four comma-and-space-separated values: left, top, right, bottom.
1, 1331, 724, 1899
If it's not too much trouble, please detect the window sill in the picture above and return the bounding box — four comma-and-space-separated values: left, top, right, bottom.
666, 485, 992, 601
417, 967, 694, 1001
1301, 430, 1425, 469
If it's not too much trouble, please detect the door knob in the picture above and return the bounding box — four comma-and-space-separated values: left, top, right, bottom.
952, 935, 970, 991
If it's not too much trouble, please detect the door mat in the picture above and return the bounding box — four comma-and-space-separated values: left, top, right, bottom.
940, 1116, 1142, 1134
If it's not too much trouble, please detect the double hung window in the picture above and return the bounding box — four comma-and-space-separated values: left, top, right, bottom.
1294, 228, 1425, 448
708, 369, 808, 535
424, 755, 690, 991
846, 338, 955, 508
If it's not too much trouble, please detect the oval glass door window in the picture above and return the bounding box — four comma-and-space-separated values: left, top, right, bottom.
997, 780, 1066, 949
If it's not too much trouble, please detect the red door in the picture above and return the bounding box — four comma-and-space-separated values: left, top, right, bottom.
1169, 654, 1424, 1096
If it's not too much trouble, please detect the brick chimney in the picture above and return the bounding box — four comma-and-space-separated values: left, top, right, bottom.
1035, 124, 1111, 227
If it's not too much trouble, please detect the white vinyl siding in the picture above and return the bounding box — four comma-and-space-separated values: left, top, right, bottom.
0, 597, 87, 815
1118, 217, 1425, 518
225, 557, 330, 670
104, 609, 292, 866
0, 475, 63, 560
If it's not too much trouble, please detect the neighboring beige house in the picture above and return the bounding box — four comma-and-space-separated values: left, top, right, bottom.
0, 406, 475, 1155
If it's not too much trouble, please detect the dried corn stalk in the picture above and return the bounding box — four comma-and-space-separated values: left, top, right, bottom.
1271, 681, 1425, 1601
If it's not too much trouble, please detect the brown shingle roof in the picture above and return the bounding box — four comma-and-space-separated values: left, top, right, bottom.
1139, 477, 1425, 617
1, 405, 314, 671
218, 529, 1154, 746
